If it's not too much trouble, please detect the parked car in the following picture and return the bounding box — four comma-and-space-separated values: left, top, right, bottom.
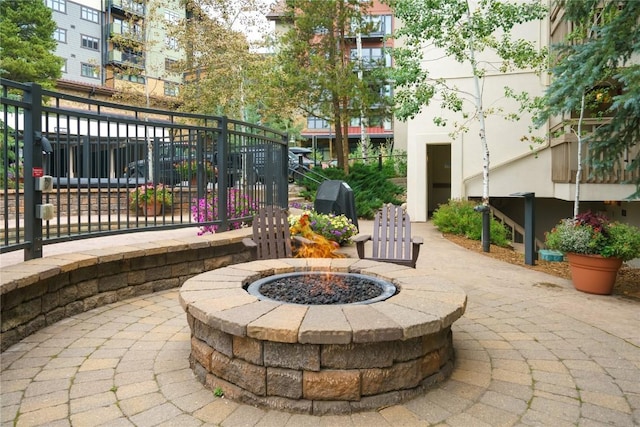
124, 142, 231, 186
288, 147, 313, 182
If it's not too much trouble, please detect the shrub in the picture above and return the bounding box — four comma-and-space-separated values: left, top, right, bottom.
191, 189, 257, 235
299, 162, 404, 220
432, 199, 510, 247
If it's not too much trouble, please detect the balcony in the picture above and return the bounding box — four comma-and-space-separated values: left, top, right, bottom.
108, 0, 145, 16
108, 23, 144, 43
107, 49, 145, 69
347, 15, 392, 41
550, 119, 639, 185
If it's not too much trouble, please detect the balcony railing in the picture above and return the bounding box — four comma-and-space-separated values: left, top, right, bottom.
109, 23, 144, 43
108, 0, 145, 16
550, 119, 639, 184
107, 49, 145, 68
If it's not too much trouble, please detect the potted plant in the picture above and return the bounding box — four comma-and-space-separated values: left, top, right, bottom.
129, 183, 173, 216
545, 211, 640, 294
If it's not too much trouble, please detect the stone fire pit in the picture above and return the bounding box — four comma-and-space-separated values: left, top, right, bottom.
179, 258, 467, 415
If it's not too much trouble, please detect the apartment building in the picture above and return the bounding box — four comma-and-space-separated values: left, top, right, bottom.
268, 1, 396, 162
398, 2, 638, 238
49, 0, 103, 87
47, 0, 186, 103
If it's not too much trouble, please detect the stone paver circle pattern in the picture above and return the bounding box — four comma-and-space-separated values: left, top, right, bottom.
1, 222, 639, 426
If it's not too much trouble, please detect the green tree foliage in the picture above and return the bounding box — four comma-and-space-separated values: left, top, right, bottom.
176, 0, 283, 121
0, 0, 63, 88
534, 0, 640, 199
273, 0, 392, 173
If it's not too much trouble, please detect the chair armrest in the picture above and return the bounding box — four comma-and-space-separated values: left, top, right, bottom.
292, 235, 314, 246
353, 234, 371, 259
412, 236, 424, 245
353, 234, 371, 243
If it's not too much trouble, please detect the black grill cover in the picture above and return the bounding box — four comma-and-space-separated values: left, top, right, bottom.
314, 180, 358, 229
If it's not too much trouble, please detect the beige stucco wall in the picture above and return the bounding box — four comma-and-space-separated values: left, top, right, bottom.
399, 11, 550, 221
404, 70, 549, 221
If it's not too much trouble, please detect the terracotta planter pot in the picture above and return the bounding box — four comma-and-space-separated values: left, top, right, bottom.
143, 202, 163, 217
566, 253, 622, 295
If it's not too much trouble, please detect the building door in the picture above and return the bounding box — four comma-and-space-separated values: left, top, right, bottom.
427, 144, 451, 215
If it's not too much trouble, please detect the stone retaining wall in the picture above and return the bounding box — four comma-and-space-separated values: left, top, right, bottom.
0, 228, 253, 352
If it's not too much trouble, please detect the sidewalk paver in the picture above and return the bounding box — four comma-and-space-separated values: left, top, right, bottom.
2, 221, 639, 426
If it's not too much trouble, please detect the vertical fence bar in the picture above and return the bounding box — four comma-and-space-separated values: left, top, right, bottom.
24, 83, 43, 260
217, 116, 228, 231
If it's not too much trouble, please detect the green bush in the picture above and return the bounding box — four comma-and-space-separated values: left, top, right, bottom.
298, 162, 404, 220
432, 199, 511, 247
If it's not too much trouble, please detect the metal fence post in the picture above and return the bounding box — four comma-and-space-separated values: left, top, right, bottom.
217, 117, 228, 231
278, 135, 288, 209
24, 83, 43, 260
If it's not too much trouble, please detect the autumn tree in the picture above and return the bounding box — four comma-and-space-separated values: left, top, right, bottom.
273, 0, 392, 173
534, 0, 640, 201
0, 0, 63, 88
384, 0, 546, 251
175, 0, 278, 120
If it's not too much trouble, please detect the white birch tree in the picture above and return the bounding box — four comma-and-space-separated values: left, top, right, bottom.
384, 0, 547, 251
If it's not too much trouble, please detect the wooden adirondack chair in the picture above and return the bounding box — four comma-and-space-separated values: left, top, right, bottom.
354, 204, 423, 268
242, 205, 311, 260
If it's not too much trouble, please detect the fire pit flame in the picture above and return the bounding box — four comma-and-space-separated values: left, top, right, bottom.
290, 213, 345, 258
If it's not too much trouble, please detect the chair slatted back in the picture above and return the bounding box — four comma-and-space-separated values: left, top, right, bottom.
252, 205, 293, 260
372, 204, 412, 262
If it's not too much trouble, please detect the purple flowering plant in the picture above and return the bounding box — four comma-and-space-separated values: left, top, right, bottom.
191, 188, 258, 235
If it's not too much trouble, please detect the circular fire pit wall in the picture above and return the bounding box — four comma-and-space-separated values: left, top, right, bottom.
248, 272, 397, 305
179, 259, 467, 415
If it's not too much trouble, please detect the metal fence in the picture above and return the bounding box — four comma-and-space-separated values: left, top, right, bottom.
1, 79, 289, 261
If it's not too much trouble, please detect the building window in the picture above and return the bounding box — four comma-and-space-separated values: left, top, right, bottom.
353, 15, 392, 36
164, 82, 179, 97
164, 58, 179, 73
313, 26, 329, 35
53, 28, 66, 43
81, 6, 99, 23
165, 10, 180, 24
116, 73, 145, 84
81, 35, 99, 50
46, 0, 66, 13
165, 36, 178, 50
113, 17, 142, 40
81, 63, 99, 79
350, 48, 391, 68
307, 116, 329, 129
61, 59, 67, 73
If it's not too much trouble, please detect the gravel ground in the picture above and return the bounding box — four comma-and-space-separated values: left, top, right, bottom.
444, 233, 640, 301
257, 273, 387, 304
